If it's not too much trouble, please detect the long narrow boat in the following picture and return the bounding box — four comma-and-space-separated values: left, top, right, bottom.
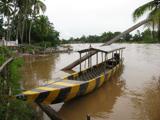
16, 47, 125, 104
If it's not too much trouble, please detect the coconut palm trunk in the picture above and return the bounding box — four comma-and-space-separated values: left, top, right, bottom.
20, 19, 25, 44
28, 21, 32, 45
16, 27, 18, 41
102, 19, 149, 46
152, 22, 155, 40
7, 16, 11, 41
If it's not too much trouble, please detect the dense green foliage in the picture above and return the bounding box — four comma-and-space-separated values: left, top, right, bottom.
0, 47, 12, 65
0, 0, 60, 47
0, 47, 37, 120
62, 29, 159, 44
0, 100, 37, 120
31, 15, 60, 47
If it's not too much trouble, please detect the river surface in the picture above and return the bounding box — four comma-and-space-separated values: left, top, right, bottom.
21, 43, 160, 120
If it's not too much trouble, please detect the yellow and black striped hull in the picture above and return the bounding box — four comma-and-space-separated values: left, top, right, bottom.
16, 62, 122, 104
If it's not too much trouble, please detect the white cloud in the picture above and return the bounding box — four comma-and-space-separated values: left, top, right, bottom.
44, 0, 151, 39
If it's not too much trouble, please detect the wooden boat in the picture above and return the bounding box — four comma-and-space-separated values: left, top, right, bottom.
16, 47, 125, 104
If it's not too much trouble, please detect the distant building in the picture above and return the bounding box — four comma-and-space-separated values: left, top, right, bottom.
0, 37, 18, 47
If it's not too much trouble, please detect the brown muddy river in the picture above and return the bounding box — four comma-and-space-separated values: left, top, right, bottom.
22, 44, 160, 120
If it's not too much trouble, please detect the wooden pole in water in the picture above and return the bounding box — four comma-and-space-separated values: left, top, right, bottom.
37, 103, 62, 120
87, 115, 91, 120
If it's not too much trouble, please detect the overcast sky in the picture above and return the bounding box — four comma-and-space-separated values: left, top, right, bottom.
44, 0, 150, 39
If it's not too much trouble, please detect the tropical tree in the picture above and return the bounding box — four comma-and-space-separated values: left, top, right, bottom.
0, 0, 14, 41
31, 15, 60, 47
28, 0, 46, 45
16, 0, 33, 44
141, 29, 153, 42
0, 0, 60, 47
133, 0, 160, 40
11, 0, 46, 44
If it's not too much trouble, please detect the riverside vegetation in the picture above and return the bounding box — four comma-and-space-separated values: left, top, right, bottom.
0, 47, 38, 120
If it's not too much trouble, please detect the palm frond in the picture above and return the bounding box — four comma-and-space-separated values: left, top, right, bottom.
133, 1, 155, 21
34, 0, 46, 14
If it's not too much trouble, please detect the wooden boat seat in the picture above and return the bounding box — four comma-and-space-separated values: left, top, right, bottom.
75, 62, 108, 81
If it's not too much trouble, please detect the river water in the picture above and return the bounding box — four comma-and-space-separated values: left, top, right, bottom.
21, 43, 160, 120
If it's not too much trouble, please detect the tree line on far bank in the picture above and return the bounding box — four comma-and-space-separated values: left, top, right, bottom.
0, 0, 60, 47
61, 29, 159, 44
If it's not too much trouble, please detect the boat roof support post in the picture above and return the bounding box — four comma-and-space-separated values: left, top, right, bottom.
106, 53, 108, 61
121, 49, 123, 60
119, 49, 121, 59
87, 52, 89, 68
90, 54, 92, 67
101, 52, 103, 62
104, 53, 107, 71
96, 52, 98, 65
105, 53, 107, 61
88, 52, 90, 68
80, 52, 82, 71
112, 52, 114, 66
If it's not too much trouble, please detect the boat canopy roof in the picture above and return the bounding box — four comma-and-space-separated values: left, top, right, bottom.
77, 47, 125, 54
77, 47, 107, 54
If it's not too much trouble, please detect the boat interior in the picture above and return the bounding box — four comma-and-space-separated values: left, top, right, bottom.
67, 58, 120, 81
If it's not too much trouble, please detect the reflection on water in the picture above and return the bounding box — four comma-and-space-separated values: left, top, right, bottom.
21, 44, 160, 120
57, 67, 125, 120
22, 54, 60, 89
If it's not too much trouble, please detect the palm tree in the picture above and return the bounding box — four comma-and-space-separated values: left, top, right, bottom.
0, 0, 47, 45
15, 0, 46, 44
16, 0, 30, 44
0, 0, 14, 41
133, 0, 160, 40
28, 0, 46, 45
